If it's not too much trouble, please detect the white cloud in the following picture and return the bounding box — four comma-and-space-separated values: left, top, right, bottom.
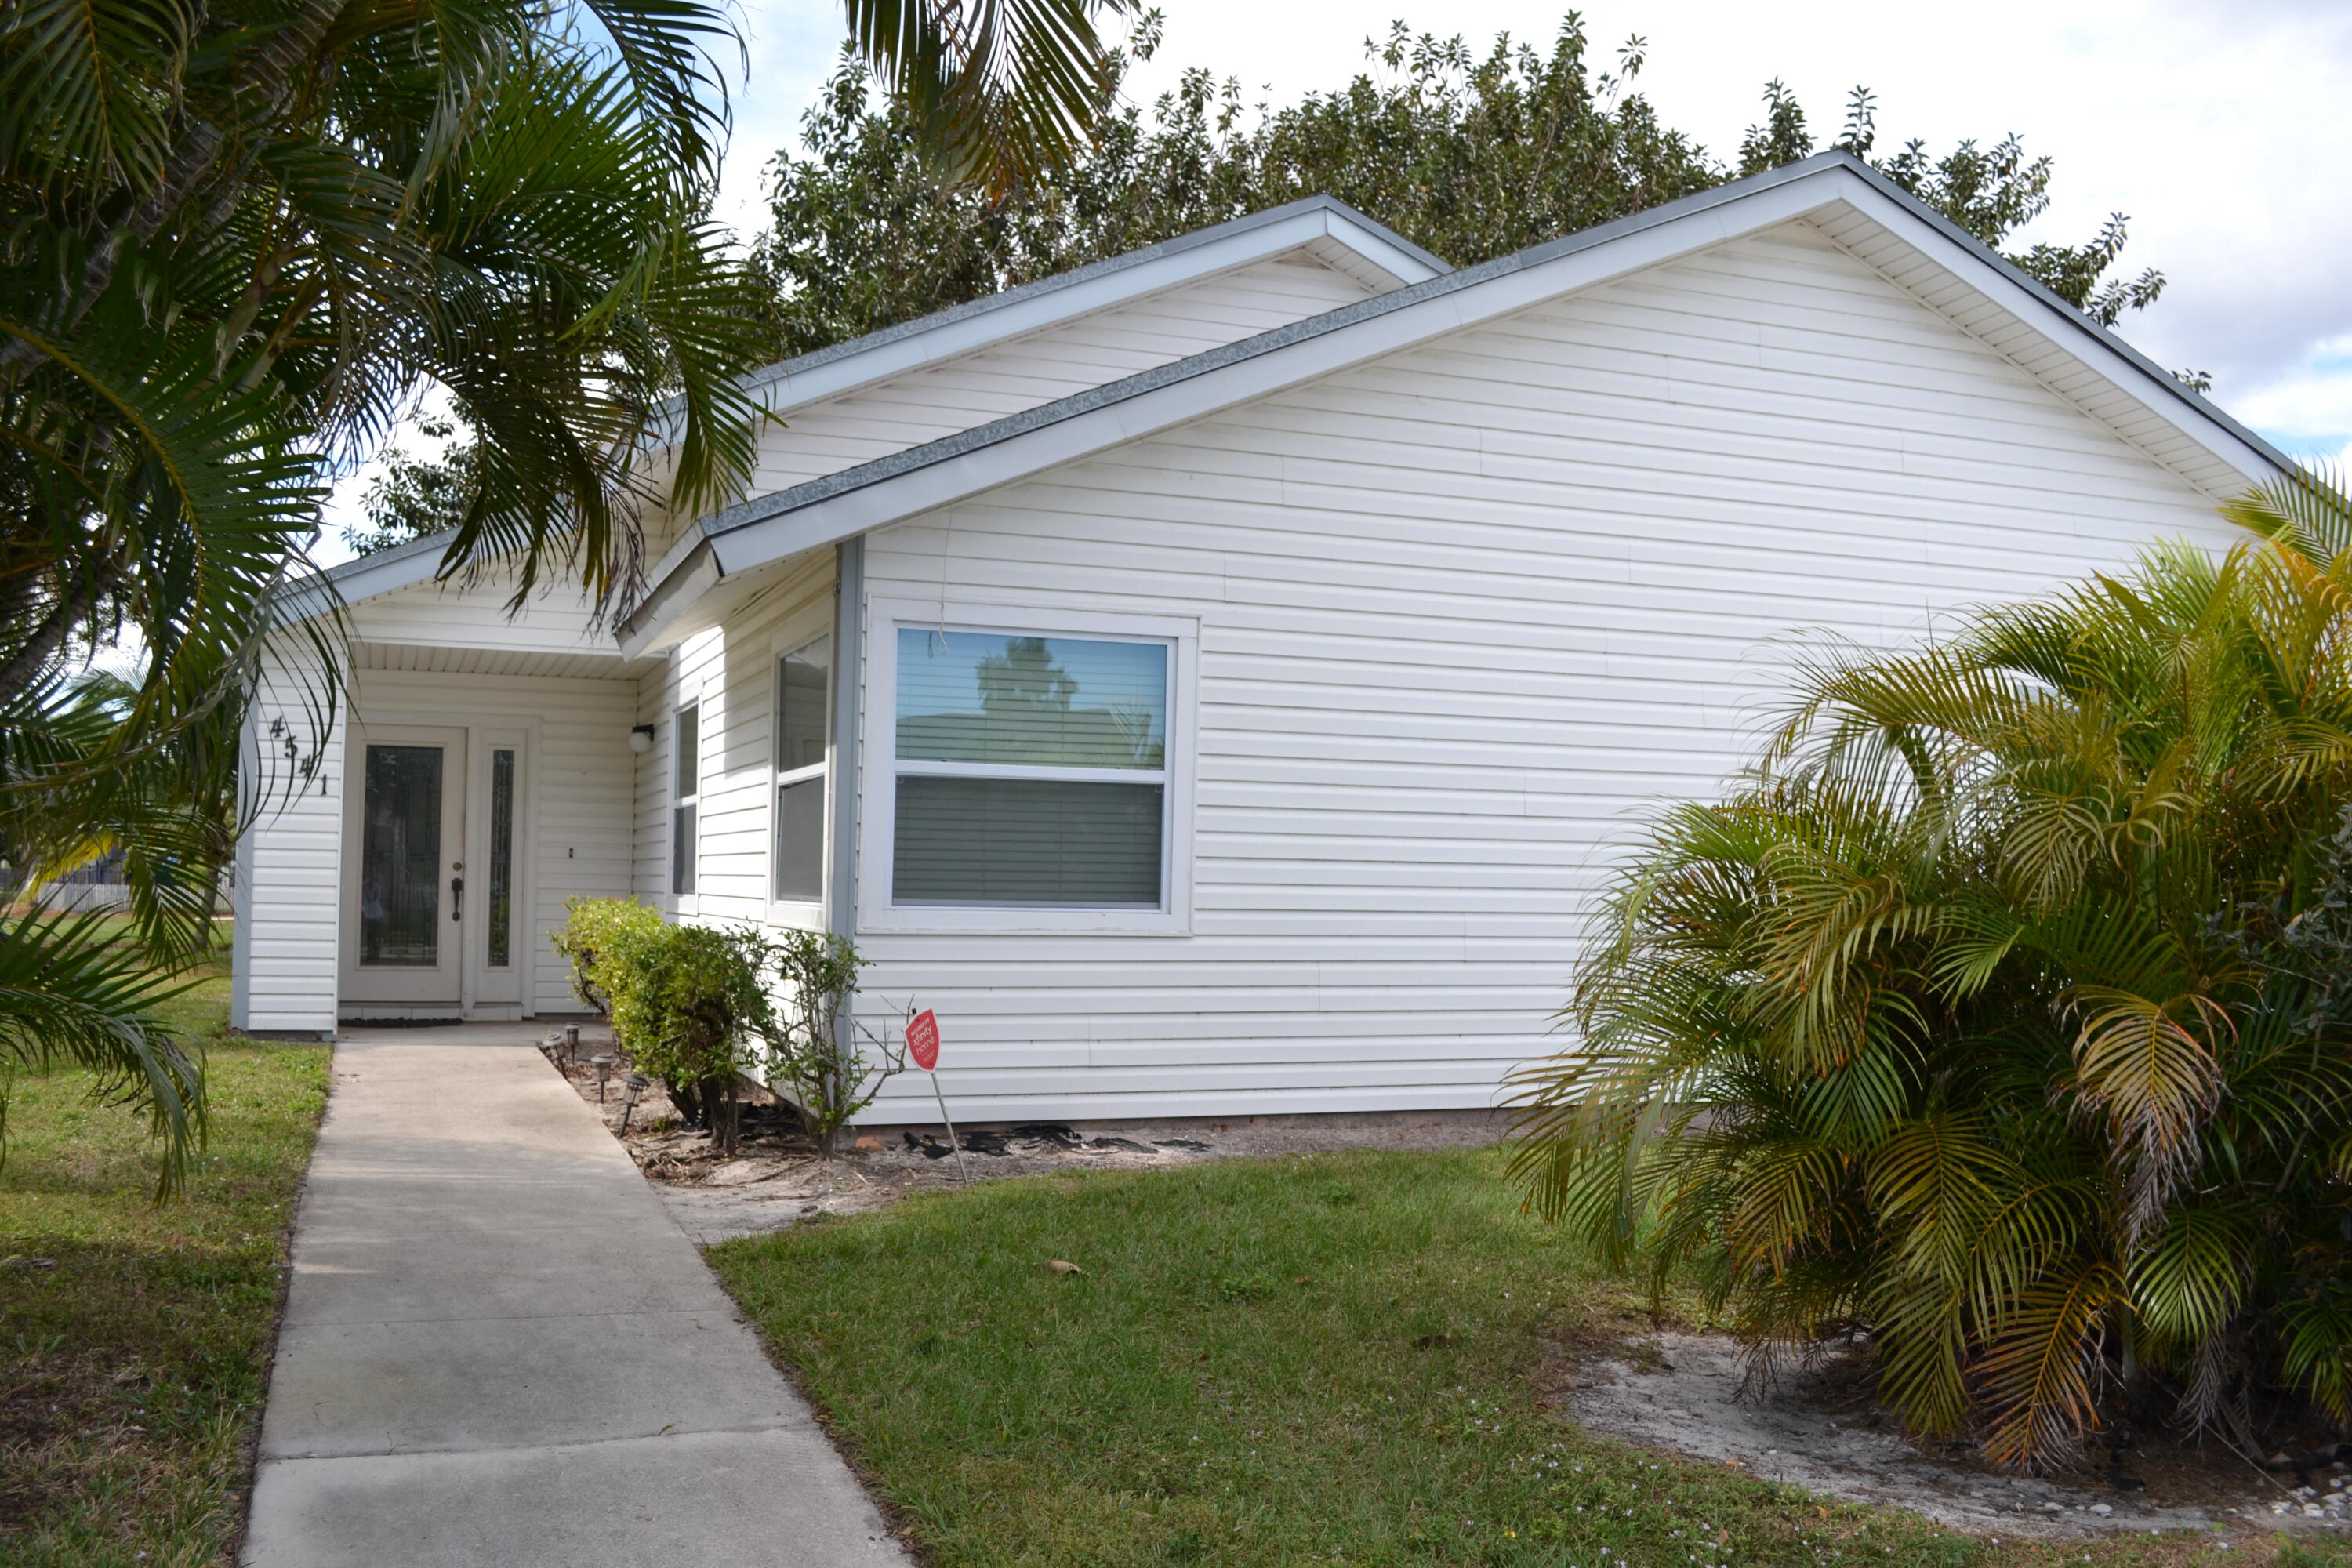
2227, 335, 2352, 454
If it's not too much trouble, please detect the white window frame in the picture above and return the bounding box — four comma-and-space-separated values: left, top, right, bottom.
771, 629, 831, 914
670, 699, 700, 899
861, 599, 1196, 936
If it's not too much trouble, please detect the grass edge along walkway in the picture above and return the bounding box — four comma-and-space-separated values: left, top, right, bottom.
0, 964, 329, 1568
711, 1147, 2285, 1568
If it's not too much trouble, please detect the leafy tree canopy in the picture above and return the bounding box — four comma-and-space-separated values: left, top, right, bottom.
346, 418, 483, 560
755, 15, 2176, 364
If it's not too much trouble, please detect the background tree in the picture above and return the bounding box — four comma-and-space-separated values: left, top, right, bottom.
756, 15, 2175, 364
344, 418, 482, 559
1511, 470, 2352, 1469
0, 0, 1134, 1179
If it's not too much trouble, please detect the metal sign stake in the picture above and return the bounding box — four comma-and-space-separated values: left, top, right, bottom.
905, 1008, 969, 1185
931, 1070, 970, 1185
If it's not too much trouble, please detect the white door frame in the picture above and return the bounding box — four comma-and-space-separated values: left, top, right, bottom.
339, 712, 542, 1022
463, 723, 532, 1020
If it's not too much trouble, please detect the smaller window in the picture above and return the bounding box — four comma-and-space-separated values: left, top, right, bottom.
487, 747, 515, 967
671, 702, 699, 895
775, 637, 829, 902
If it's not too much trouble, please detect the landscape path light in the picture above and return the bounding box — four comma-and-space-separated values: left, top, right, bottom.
619, 1073, 650, 1134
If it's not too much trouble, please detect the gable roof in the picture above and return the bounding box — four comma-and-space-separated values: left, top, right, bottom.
617, 151, 2292, 656
310, 196, 1445, 622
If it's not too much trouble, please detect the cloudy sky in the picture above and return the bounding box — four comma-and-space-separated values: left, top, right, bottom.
728, 0, 2352, 448
318, 0, 2352, 557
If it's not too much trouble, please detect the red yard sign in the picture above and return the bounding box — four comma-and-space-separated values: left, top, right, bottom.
906, 1008, 941, 1072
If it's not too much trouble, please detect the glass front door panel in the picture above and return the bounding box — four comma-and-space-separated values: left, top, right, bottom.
360, 744, 443, 966
487, 748, 514, 968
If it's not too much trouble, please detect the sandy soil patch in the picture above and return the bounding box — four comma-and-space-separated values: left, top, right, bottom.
535, 1029, 1501, 1243
1563, 1332, 2343, 1539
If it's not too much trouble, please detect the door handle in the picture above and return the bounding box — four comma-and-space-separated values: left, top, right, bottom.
450, 874, 463, 921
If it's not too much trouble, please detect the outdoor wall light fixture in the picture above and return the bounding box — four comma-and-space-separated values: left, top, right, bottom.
629, 724, 655, 754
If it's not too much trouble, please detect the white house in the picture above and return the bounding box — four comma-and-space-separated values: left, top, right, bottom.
230, 151, 2290, 1126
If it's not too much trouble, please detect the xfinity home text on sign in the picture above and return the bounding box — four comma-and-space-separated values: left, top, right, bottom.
906, 1008, 940, 1071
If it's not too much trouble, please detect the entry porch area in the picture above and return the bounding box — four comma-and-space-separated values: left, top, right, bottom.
231, 641, 650, 1037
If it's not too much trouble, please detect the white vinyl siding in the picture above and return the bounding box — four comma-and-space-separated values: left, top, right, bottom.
840, 217, 2244, 1124
231, 643, 344, 1035
739, 256, 1377, 500
344, 573, 616, 668
634, 550, 837, 930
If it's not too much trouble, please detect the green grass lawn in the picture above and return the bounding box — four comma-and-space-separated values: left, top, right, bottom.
712, 1149, 2257, 1568
0, 935, 328, 1568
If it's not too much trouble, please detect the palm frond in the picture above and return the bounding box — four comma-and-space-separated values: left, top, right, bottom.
0, 907, 203, 1195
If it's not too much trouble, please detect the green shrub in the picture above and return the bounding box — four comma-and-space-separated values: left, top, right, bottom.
549, 895, 663, 1018
551, 904, 909, 1157
743, 927, 905, 1157
553, 899, 770, 1153
1513, 474, 2352, 1469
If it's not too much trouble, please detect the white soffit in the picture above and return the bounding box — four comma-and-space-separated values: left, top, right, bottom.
1807, 192, 2278, 500
350, 640, 655, 681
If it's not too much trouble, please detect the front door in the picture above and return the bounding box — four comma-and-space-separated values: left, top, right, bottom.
341, 725, 466, 1012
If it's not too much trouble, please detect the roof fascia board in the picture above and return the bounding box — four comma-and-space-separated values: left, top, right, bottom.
272, 529, 452, 626
616, 540, 720, 661
1314, 207, 1452, 293
638, 198, 1448, 443
675, 174, 1831, 598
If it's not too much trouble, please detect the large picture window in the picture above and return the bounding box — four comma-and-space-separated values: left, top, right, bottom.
775, 637, 829, 902
670, 702, 699, 896
891, 628, 1170, 909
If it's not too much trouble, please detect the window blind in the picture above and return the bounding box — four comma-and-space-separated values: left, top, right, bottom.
893, 778, 1163, 906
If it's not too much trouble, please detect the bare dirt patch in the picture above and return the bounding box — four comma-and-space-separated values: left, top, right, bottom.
1561, 1330, 2344, 1540
536, 1027, 1502, 1243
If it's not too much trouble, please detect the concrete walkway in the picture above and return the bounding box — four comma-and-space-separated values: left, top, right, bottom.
242, 1026, 909, 1567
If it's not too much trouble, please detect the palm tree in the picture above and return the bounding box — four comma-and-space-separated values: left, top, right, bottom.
0, 0, 1132, 1187
1512, 470, 2352, 1469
